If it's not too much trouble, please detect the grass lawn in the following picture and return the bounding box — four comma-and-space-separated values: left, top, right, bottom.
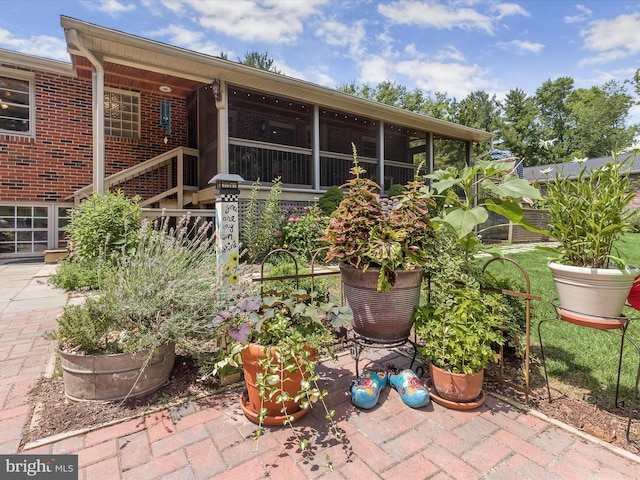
484, 233, 640, 405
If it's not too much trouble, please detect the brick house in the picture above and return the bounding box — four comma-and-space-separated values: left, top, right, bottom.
0, 16, 493, 259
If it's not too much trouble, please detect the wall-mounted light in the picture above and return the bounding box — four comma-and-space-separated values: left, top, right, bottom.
211, 80, 222, 102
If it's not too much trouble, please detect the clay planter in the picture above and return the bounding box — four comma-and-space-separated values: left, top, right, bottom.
428, 363, 486, 410
240, 343, 314, 425
548, 261, 639, 318
340, 265, 423, 343
60, 343, 175, 402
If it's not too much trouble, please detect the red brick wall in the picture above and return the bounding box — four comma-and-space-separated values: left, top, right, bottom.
0, 64, 188, 203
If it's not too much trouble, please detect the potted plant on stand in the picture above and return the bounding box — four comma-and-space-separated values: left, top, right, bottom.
47, 215, 224, 401
413, 158, 542, 408
539, 148, 640, 319
211, 289, 352, 451
322, 143, 438, 343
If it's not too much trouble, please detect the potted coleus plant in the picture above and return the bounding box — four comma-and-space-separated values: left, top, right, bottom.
322, 143, 437, 343
211, 289, 352, 450
47, 215, 222, 401
539, 148, 640, 318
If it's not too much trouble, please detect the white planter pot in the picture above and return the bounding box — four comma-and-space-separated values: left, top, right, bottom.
548, 262, 639, 318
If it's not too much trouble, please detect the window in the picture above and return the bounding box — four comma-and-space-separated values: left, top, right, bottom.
0, 205, 48, 254
104, 88, 140, 139
0, 71, 34, 136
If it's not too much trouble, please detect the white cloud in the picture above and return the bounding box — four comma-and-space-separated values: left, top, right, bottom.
580, 13, 640, 65
0, 27, 68, 61
82, 0, 136, 16
378, 0, 526, 35
564, 4, 593, 24
146, 24, 226, 57
491, 3, 530, 19
155, 0, 328, 44
315, 19, 367, 57
496, 39, 544, 54
396, 59, 491, 99
353, 42, 491, 100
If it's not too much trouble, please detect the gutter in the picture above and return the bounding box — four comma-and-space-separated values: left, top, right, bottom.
66, 28, 105, 195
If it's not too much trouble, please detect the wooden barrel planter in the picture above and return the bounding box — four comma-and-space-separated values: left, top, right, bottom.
59, 343, 176, 402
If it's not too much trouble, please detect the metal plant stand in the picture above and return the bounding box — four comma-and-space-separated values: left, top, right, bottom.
538, 302, 640, 447
348, 330, 418, 377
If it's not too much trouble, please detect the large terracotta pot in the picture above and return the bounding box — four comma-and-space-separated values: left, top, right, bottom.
340, 265, 423, 343
60, 343, 175, 402
429, 363, 484, 403
240, 343, 314, 425
548, 262, 639, 318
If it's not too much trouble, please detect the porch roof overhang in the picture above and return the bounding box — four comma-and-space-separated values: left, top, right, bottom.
61, 16, 493, 144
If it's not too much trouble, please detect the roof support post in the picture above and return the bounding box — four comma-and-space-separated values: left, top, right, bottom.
67, 28, 105, 194
377, 121, 384, 192
215, 80, 228, 174
313, 105, 320, 190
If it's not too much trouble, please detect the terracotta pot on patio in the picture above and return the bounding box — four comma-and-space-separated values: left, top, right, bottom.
428, 363, 486, 410
340, 265, 423, 343
60, 343, 175, 402
239, 343, 314, 425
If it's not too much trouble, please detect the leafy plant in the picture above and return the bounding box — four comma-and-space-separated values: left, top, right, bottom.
278, 204, 328, 262
49, 256, 111, 291
211, 289, 352, 455
414, 238, 509, 374
66, 190, 141, 259
538, 148, 640, 268
242, 178, 283, 262
425, 159, 543, 256
322, 143, 437, 291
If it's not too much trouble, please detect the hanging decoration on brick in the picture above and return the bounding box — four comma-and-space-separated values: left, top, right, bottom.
159, 99, 171, 135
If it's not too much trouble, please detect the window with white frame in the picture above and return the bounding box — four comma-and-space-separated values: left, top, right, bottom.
104, 88, 140, 139
0, 71, 34, 136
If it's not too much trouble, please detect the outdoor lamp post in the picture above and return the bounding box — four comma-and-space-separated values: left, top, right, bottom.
209, 174, 245, 289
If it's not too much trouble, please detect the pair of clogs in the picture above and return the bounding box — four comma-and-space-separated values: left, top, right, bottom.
351, 363, 429, 409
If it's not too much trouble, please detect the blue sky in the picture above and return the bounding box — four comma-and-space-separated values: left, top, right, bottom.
1, 0, 639, 124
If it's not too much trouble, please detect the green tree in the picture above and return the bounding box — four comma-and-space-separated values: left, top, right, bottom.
565, 81, 635, 158
499, 88, 540, 164
455, 90, 501, 159
534, 77, 574, 162
240, 51, 282, 74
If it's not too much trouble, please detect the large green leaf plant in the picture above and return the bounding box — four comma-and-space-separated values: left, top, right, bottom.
425, 159, 543, 256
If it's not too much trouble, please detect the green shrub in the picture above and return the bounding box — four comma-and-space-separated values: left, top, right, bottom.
47, 215, 247, 355
278, 205, 328, 262
318, 186, 344, 216
66, 191, 141, 259
386, 184, 405, 197
49, 256, 111, 291
241, 178, 282, 262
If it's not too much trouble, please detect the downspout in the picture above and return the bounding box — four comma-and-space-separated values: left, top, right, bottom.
67, 28, 105, 194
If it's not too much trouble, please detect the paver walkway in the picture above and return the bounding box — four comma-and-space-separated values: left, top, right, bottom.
1, 261, 639, 479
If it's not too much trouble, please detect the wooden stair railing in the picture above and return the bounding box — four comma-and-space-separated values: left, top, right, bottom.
67, 146, 200, 208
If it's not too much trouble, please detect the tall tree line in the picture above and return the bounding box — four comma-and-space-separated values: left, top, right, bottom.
341, 73, 639, 166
